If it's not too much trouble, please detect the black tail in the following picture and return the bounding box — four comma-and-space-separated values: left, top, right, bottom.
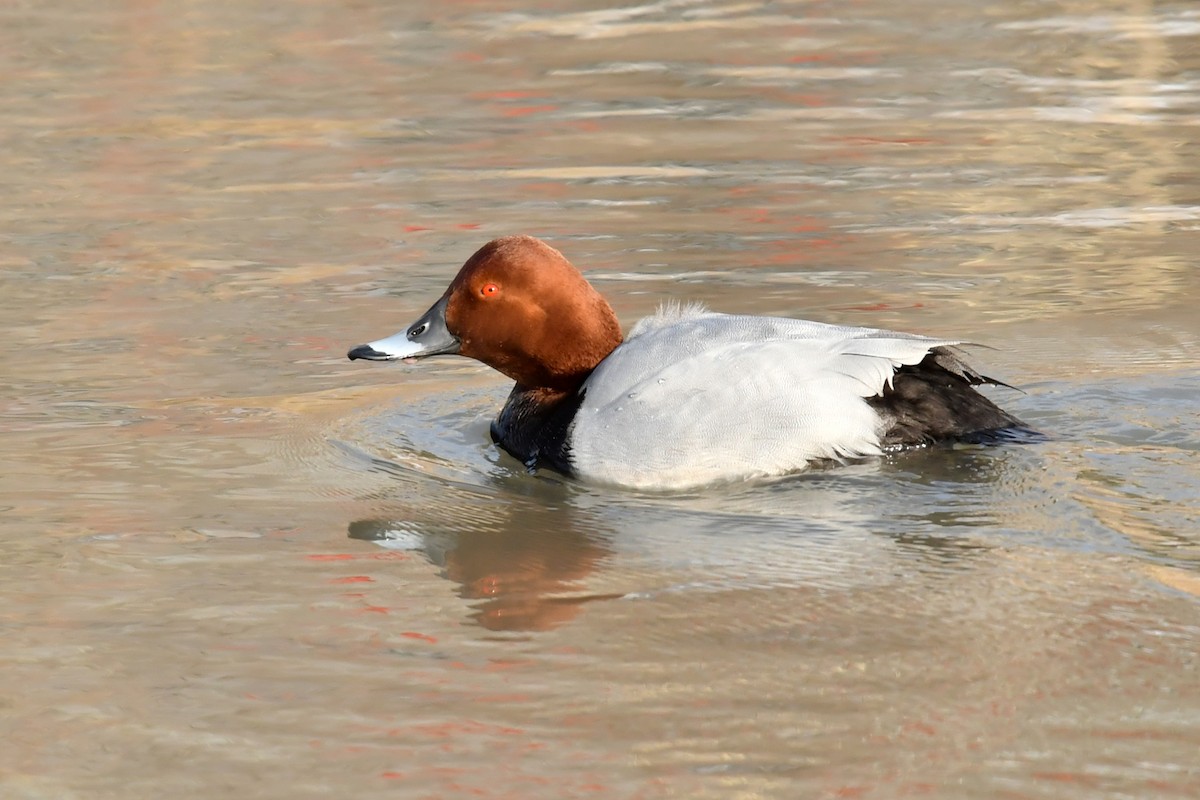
867, 347, 1038, 447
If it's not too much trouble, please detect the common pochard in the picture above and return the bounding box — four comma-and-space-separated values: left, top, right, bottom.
348, 235, 1029, 489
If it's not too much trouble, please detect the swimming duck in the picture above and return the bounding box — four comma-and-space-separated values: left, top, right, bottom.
348, 235, 1028, 489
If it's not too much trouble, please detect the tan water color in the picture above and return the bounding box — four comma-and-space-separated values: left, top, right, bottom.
2, 1, 1198, 798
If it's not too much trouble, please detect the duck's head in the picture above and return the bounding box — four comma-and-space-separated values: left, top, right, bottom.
348, 235, 623, 393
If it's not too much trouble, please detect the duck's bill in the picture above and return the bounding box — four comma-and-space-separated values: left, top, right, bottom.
347, 295, 460, 362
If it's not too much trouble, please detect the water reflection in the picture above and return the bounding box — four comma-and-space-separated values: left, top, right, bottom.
343, 413, 1059, 633
347, 481, 622, 631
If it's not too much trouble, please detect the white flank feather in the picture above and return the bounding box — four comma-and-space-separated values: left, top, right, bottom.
569, 311, 956, 490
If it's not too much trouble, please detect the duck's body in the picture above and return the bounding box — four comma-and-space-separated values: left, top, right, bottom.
348, 236, 1028, 490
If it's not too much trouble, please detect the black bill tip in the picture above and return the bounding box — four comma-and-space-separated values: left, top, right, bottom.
347, 344, 392, 361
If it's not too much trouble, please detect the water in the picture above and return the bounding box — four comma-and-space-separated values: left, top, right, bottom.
2, 0, 1198, 798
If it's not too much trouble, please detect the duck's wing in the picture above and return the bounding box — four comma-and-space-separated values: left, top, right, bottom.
569, 312, 957, 489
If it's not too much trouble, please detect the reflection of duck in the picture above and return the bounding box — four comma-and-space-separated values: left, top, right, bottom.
350, 235, 1033, 490
348, 517, 620, 632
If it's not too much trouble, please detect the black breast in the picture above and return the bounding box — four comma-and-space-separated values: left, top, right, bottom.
489, 386, 584, 475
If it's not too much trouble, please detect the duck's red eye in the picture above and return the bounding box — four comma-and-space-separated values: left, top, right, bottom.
481, 283, 500, 297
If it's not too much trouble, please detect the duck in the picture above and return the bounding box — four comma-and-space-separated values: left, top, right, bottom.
348, 235, 1030, 490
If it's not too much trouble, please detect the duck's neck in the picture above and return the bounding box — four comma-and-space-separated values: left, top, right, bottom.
491, 383, 587, 474
522, 301, 623, 395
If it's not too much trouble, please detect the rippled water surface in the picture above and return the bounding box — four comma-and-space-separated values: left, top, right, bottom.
2, 1, 1198, 798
